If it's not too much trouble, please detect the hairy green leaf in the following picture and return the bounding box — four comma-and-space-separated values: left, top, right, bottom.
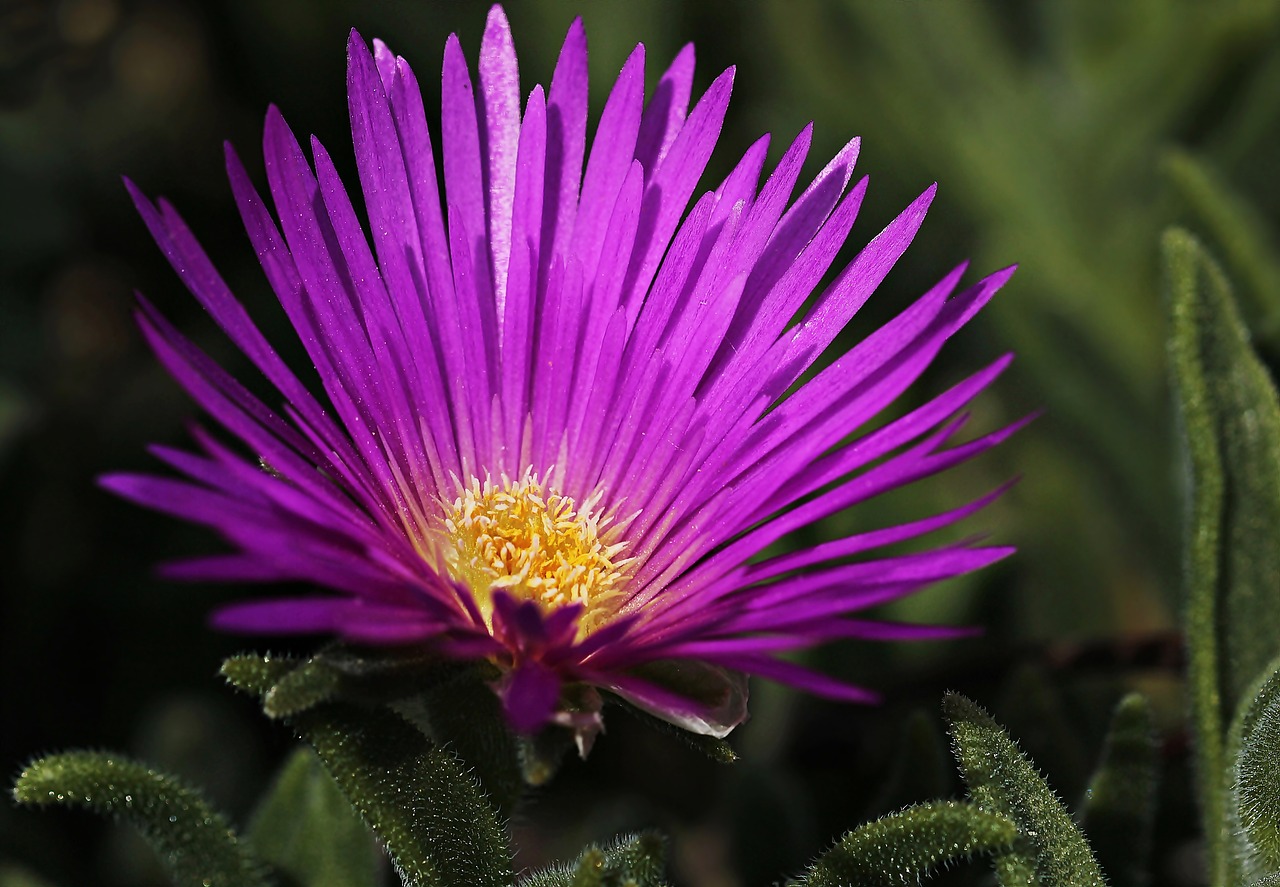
944, 693, 1105, 887
291, 703, 510, 887
233, 646, 523, 812
11, 752, 268, 887
247, 746, 379, 887
255, 648, 523, 815
1080, 694, 1159, 887
517, 832, 670, 887
789, 801, 1016, 886
225, 652, 512, 887
1230, 655, 1280, 879
412, 669, 524, 816
1166, 227, 1280, 885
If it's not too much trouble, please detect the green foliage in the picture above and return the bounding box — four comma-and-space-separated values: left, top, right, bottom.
262, 658, 344, 719
226, 648, 524, 817
18, 4, 1280, 885
414, 669, 525, 816
789, 800, 1016, 887
517, 831, 670, 887
1080, 694, 1160, 887
1166, 228, 1280, 884
246, 746, 380, 887
1229, 656, 1280, 880
0, 866, 56, 887
0, 381, 30, 471
257, 644, 472, 719
221, 651, 301, 698
289, 703, 512, 887
11, 752, 268, 887
1165, 150, 1280, 340
943, 693, 1105, 886
225, 653, 512, 887
760, 0, 1231, 619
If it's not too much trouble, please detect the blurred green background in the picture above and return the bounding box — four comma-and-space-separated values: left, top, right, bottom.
4, 0, 1279, 884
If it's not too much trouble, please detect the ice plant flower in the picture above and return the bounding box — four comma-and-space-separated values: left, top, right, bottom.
104, 6, 1023, 739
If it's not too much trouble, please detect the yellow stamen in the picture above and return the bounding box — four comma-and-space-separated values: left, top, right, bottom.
437, 469, 631, 634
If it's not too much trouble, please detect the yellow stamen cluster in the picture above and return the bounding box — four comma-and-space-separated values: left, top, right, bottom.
439, 471, 631, 631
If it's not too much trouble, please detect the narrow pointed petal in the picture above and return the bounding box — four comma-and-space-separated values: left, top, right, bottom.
478, 6, 521, 316
635, 43, 694, 171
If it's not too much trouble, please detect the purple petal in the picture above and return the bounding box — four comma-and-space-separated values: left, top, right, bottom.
499, 660, 562, 733
541, 17, 587, 288
602, 663, 748, 738
700, 654, 880, 705
574, 44, 644, 282
623, 66, 735, 301
635, 43, 694, 171
478, 6, 521, 314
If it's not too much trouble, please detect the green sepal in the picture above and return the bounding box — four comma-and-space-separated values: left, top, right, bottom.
1079, 693, 1159, 887
517, 725, 578, 787
221, 651, 300, 697
618, 660, 748, 738
613, 700, 738, 764
787, 800, 1017, 886
1165, 228, 1280, 884
568, 849, 607, 887
1249, 876, 1280, 887
258, 644, 471, 719
246, 746, 380, 887
11, 751, 269, 887
1228, 655, 1280, 880
262, 659, 343, 719
517, 831, 670, 887
943, 692, 1105, 886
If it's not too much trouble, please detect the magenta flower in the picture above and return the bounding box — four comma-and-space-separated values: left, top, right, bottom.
104, 6, 1021, 739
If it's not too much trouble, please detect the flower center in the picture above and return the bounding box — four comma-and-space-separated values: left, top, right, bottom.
439, 471, 631, 631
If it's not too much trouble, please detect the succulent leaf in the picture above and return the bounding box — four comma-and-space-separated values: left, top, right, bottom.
789, 800, 1017, 886
944, 692, 1105, 886
12, 751, 268, 887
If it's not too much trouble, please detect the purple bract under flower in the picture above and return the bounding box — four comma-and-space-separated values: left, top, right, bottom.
104, 5, 1023, 739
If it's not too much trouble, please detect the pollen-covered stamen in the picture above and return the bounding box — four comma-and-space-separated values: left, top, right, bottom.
439, 470, 632, 632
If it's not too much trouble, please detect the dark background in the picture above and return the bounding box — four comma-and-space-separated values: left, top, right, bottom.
4, 0, 1278, 883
